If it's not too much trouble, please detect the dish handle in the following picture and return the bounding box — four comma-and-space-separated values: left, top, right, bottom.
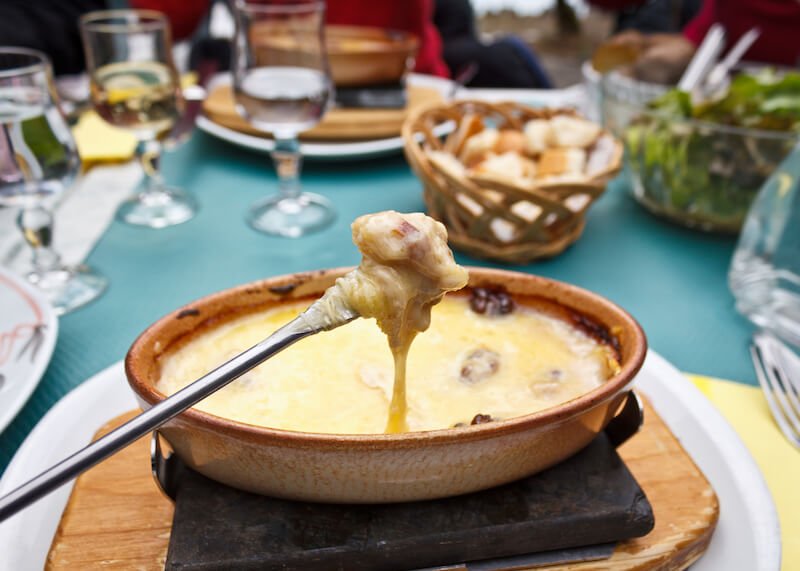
604, 390, 644, 448
151, 431, 184, 501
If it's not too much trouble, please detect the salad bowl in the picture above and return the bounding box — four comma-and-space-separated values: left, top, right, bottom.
606, 70, 800, 232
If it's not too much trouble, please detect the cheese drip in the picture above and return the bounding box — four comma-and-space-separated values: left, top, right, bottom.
315, 211, 468, 432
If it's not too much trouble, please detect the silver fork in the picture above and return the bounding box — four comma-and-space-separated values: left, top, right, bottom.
750, 330, 800, 448
0, 297, 359, 522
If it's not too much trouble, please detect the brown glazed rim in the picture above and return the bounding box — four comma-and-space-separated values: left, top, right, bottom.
125, 267, 647, 450
325, 26, 419, 56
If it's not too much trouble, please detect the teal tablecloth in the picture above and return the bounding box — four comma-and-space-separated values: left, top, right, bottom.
0, 130, 756, 472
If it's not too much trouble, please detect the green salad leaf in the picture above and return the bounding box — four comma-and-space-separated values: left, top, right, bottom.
650, 70, 800, 132
625, 70, 800, 232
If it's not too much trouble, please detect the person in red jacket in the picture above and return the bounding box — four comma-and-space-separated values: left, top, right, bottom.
325, 0, 448, 78
591, 0, 800, 83
129, 0, 209, 41
682, 0, 800, 67
132, 0, 449, 77
133, 0, 551, 87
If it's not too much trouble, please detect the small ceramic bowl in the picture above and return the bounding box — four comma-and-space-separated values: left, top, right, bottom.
253, 25, 418, 87
325, 26, 419, 87
125, 268, 646, 503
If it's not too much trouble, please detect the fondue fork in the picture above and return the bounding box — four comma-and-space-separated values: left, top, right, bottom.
0, 302, 360, 523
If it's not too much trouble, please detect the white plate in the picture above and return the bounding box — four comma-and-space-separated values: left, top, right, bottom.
197, 115, 421, 160
634, 352, 780, 570
0, 351, 780, 570
196, 74, 589, 160
197, 73, 455, 160
0, 268, 58, 434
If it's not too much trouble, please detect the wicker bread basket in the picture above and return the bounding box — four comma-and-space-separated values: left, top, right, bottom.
402, 101, 623, 263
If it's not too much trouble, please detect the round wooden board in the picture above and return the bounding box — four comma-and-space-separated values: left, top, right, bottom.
202, 84, 443, 141
45, 396, 718, 570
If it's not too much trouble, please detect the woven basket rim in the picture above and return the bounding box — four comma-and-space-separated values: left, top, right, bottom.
402, 100, 623, 264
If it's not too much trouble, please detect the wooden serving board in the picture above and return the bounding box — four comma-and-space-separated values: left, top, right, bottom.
202, 84, 442, 141
45, 397, 719, 570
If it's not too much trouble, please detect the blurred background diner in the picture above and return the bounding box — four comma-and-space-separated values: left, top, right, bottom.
0, 0, 798, 569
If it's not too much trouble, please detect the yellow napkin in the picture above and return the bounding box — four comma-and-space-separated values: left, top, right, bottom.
689, 374, 799, 571
72, 111, 137, 165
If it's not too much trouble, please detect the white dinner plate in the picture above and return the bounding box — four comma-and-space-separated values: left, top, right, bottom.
0, 351, 780, 570
0, 267, 58, 434
197, 73, 455, 161
196, 74, 589, 160
197, 114, 425, 160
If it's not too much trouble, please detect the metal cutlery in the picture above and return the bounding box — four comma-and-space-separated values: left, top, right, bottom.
677, 23, 726, 92
703, 27, 760, 95
750, 330, 800, 449
448, 62, 480, 101
16, 324, 46, 363
0, 299, 360, 522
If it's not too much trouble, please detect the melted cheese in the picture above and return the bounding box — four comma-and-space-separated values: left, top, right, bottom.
158, 296, 617, 434
313, 211, 468, 432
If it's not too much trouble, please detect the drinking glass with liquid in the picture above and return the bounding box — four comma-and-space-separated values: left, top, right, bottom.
729, 143, 800, 346
0, 48, 107, 314
232, 0, 335, 237
80, 10, 197, 228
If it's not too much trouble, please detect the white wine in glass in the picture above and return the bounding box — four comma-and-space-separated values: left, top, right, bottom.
0, 48, 107, 314
233, 0, 335, 237
81, 10, 197, 228
91, 61, 181, 138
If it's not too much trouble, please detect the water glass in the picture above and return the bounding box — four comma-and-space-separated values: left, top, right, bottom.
0, 47, 107, 314
80, 10, 197, 228
729, 142, 800, 346
232, 0, 335, 237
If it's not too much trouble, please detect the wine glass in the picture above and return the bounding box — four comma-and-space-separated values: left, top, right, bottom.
232, 0, 335, 237
0, 47, 107, 314
80, 10, 197, 228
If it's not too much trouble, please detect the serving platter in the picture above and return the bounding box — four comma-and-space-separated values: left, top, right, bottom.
47, 414, 656, 570
197, 73, 454, 161
0, 351, 779, 570
196, 75, 589, 161
0, 267, 58, 434
203, 84, 444, 141
197, 115, 423, 161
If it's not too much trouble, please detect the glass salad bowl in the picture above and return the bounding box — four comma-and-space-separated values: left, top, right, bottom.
604, 71, 800, 233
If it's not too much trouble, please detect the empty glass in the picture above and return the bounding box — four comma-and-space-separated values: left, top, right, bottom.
232, 0, 335, 237
80, 10, 197, 228
0, 48, 107, 314
730, 142, 800, 346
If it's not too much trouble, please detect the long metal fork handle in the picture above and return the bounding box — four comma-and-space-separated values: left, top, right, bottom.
0, 312, 346, 523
